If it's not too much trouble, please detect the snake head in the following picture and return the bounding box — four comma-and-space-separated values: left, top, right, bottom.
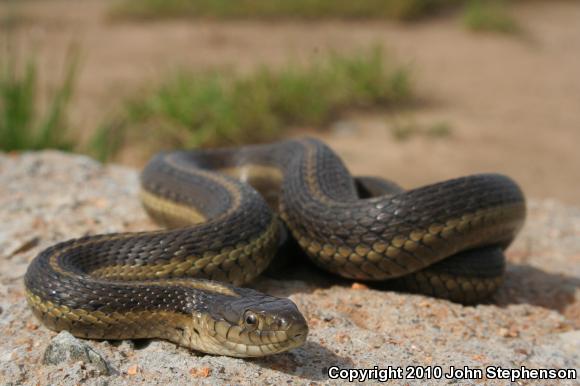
192, 289, 308, 357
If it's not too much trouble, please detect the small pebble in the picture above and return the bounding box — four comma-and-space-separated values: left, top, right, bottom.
43, 331, 110, 375
127, 365, 139, 376
190, 367, 212, 377
351, 282, 368, 290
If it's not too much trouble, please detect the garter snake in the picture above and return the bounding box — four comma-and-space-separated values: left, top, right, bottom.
24, 138, 526, 357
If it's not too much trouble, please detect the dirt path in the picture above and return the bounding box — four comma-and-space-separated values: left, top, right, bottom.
2, 0, 579, 204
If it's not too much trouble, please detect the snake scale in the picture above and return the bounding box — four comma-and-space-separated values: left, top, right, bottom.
25, 138, 526, 357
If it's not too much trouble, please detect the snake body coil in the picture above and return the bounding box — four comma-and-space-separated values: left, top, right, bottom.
25, 138, 526, 357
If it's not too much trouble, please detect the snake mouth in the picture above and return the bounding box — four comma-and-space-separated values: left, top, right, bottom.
218, 327, 308, 357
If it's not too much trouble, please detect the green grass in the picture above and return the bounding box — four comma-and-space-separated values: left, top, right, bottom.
389, 115, 452, 141
111, 0, 528, 36
110, 0, 463, 22
0, 45, 413, 161
0, 45, 124, 161
86, 120, 128, 162
426, 121, 453, 138
462, 0, 521, 34
117, 47, 412, 150
0, 48, 77, 152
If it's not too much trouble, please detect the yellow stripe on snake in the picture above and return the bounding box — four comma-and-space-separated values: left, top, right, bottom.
24, 138, 526, 357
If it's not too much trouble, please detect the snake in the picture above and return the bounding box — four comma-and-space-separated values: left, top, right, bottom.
24, 138, 526, 358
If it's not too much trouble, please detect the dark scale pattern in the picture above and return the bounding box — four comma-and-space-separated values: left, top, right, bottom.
26, 249, 199, 313
25, 137, 526, 351
277, 139, 525, 301
25, 148, 278, 313
142, 151, 238, 219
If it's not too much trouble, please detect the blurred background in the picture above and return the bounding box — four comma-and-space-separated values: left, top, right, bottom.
1, 0, 578, 204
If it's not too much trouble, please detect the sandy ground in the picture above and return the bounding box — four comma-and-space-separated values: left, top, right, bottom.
1, 0, 579, 206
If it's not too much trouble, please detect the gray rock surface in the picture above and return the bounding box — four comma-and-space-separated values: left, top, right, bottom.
0, 151, 578, 385
43, 331, 110, 375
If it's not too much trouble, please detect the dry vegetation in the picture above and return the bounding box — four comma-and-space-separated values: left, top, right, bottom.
109, 0, 463, 22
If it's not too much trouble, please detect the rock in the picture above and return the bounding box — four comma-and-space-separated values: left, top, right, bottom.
0, 151, 578, 385
557, 330, 580, 357
43, 331, 111, 375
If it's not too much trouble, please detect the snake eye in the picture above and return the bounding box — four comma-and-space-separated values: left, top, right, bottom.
244, 311, 257, 326
277, 317, 288, 329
